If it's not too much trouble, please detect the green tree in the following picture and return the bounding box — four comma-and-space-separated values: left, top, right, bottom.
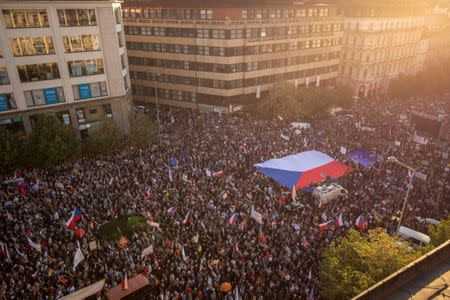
27, 114, 79, 167
428, 215, 450, 247
0, 125, 21, 170
84, 118, 123, 154
333, 84, 354, 108
129, 112, 156, 148
319, 228, 422, 299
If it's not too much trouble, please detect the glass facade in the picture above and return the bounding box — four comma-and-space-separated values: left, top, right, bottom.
57, 9, 97, 27
24, 87, 65, 107
17, 63, 60, 82
2, 9, 49, 28
11, 36, 55, 56
0, 94, 17, 112
0, 67, 10, 85
72, 81, 108, 100
63, 34, 101, 53
68, 59, 104, 77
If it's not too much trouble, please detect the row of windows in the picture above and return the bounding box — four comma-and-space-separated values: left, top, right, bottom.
2, 9, 97, 28
16, 59, 104, 83
123, 8, 212, 20
124, 23, 342, 39
133, 86, 197, 103
25, 87, 65, 107
122, 7, 330, 20
127, 51, 339, 73
9, 35, 101, 57
126, 38, 341, 57
130, 65, 338, 89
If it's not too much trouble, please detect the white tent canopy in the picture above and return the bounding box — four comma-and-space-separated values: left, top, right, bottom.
60, 279, 105, 300
290, 122, 311, 130
398, 226, 431, 244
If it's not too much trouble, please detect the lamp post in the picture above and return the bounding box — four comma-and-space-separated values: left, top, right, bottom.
152, 72, 161, 138
143, 71, 161, 138
387, 156, 417, 234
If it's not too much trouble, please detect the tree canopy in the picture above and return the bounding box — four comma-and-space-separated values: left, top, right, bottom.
27, 114, 79, 167
0, 125, 21, 170
84, 118, 123, 154
428, 215, 450, 247
389, 61, 450, 98
253, 83, 353, 120
319, 228, 423, 299
129, 112, 156, 148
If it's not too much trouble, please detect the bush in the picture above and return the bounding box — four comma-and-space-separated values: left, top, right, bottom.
319, 228, 423, 299
129, 112, 156, 148
84, 118, 123, 154
27, 114, 79, 167
0, 125, 21, 170
428, 215, 450, 247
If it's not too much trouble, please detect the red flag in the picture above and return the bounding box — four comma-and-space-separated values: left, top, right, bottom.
121, 273, 128, 290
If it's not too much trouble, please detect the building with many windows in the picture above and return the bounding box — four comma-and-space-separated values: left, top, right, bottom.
0, 0, 131, 138
337, 0, 426, 97
422, 14, 450, 66
123, 0, 343, 108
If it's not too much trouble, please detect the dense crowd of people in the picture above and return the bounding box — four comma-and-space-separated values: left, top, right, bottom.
0, 94, 449, 299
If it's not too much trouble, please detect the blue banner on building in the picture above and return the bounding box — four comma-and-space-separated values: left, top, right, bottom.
79, 84, 92, 99
0, 94, 8, 111
44, 88, 58, 104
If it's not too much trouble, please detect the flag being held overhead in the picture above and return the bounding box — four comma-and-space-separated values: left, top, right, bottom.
73, 242, 84, 270
356, 215, 367, 230
122, 273, 128, 290
335, 213, 344, 227
319, 220, 334, 230
167, 207, 177, 215
229, 213, 239, 224
182, 210, 193, 225
65, 208, 82, 229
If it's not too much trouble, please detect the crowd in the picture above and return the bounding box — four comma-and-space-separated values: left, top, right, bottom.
0, 94, 449, 299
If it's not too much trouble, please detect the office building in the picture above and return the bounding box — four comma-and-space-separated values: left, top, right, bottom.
337, 0, 426, 97
0, 0, 131, 138
123, 0, 343, 109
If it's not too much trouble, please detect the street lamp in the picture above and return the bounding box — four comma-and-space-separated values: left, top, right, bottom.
387, 156, 417, 234
143, 71, 161, 138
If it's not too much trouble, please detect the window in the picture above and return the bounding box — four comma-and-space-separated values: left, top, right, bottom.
123, 75, 129, 90
212, 29, 225, 39
200, 9, 212, 20
270, 9, 281, 19
114, 7, 121, 24
0, 94, 16, 112
154, 27, 166, 36
185, 9, 193, 19
230, 29, 243, 39
2, 9, 48, 28
24, 87, 65, 107
256, 9, 266, 19
17, 63, 60, 82
68, 59, 104, 77
241, 10, 249, 19
11, 36, 55, 56
197, 28, 209, 38
0, 67, 9, 85
57, 9, 96, 26
63, 34, 100, 53
121, 53, 126, 69
117, 31, 124, 47
73, 81, 108, 100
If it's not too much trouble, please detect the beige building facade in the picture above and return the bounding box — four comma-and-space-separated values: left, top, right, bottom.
0, 0, 131, 138
339, 16, 425, 97
123, 0, 343, 109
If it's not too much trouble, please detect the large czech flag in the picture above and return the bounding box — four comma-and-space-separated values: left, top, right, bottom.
255, 150, 352, 189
